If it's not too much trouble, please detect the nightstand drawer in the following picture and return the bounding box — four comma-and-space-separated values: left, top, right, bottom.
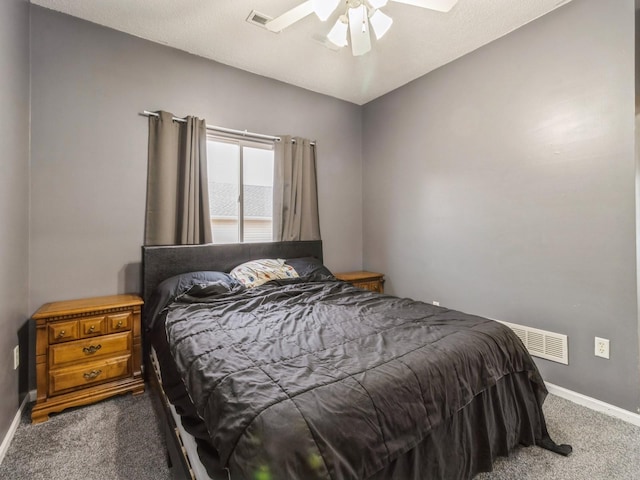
356, 280, 384, 293
49, 355, 131, 396
48, 320, 79, 344
108, 312, 132, 332
49, 332, 131, 367
79, 315, 107, 338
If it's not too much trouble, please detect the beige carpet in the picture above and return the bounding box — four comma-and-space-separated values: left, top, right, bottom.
479, 394, 640, 480
0, 390, 169, 480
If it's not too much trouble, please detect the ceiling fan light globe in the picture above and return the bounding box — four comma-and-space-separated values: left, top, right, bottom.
313, 0, 341, 21
368, 0, 389, 8
369, 9, 393, 39
327, 18, 349, 47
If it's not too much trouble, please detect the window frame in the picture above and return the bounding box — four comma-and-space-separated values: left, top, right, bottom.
206, 133, 275, 243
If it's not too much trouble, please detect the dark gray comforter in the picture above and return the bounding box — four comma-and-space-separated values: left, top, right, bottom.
164, 279, 548, 480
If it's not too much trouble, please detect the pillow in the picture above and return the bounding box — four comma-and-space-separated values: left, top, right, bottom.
230, 258, 298, 288
144, 271, 241, 329
285, 257, 335, 281
181, 281, 242, 298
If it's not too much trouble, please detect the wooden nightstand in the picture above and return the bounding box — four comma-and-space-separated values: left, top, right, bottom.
335, 271, 385, 293
31, 294, 145, 424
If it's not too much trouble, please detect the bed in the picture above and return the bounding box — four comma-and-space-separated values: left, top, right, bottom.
142, 240, 570, 480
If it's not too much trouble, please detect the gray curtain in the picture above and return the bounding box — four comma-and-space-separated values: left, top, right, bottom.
273, 136, 321, 241
145, 111, 212, 245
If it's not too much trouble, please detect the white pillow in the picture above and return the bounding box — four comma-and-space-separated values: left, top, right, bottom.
230, 258, 298, 288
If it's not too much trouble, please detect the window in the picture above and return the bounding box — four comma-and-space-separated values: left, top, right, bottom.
207, 136, 275, 243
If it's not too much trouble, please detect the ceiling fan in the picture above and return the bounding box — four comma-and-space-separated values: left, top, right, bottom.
265, 0, 458, 56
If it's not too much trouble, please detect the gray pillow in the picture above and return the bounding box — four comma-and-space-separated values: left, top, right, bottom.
144, 271, 241, 329
285, 257, 335, 281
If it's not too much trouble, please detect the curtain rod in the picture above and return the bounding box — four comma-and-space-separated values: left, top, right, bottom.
141, 111, 315, 146
141, 111, 279, 142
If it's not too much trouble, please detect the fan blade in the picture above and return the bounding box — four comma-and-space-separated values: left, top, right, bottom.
391, 0, 457, 13
348, 6, 371, 56
266, 1, 315, 32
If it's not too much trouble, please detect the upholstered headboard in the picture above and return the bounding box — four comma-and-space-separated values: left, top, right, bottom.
141, 240, 323, 305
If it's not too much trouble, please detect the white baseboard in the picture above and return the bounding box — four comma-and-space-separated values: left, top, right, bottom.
0, 395, 29, 466
545, 382, 640, 427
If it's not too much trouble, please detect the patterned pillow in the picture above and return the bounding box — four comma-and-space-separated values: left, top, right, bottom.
230, 258, 299, 288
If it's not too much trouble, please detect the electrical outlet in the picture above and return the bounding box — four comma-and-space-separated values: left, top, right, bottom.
13, 345, 19, 370
433, 301, 440, 306
594, 337, 609, 359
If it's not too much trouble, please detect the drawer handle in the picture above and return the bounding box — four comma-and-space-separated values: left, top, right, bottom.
116, 320, 123, 328
83, 369, 102, 380
88, 325, 96, 333
82, 344, 102, 355
56, 330, 66, 339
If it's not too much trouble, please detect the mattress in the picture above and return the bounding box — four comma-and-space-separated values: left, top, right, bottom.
149, 276, 566, 480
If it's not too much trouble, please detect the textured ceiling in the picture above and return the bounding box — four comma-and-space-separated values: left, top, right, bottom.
31, 0, 573, 105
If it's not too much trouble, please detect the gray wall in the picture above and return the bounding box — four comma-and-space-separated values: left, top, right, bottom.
29, 7, 363, 314
0, 0, 30, 439
363, 0, 639, 412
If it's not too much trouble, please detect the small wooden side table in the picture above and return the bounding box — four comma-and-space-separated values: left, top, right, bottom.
31, 294, 145, 423
335, 271, 385, 293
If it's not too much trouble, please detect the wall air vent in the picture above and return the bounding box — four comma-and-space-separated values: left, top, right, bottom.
246, 10, 273, 29
499, 321, 568, 365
